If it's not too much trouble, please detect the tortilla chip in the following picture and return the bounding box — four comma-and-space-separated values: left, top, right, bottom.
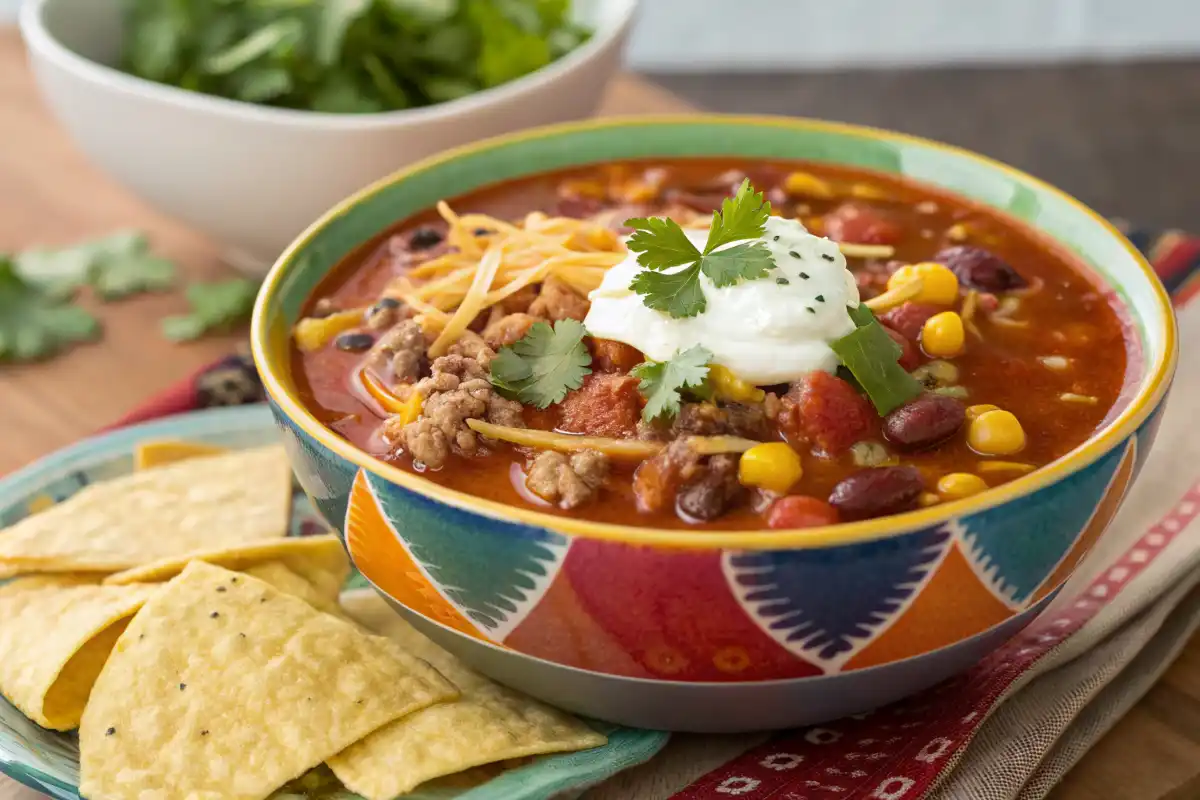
330, 595, 607, 799
104, 534, 349, 601
134, 440, 229, 471
241, 561, 344, 617
79, 562, 456, 800
0, 576, 156, 730
0, 445, 293, 574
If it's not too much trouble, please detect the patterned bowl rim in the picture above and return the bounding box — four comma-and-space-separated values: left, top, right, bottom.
251, 114, 1178, 551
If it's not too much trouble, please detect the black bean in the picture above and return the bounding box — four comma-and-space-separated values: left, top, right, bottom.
408, 226, 444, 250
829, 466, 924, 521
335, 332, 375, 352
374, 297, 401, 310
934, 245, 1027, 292
883, 394, 965, 451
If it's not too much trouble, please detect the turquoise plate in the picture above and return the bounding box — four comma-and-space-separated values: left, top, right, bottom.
0, 405, 668, 800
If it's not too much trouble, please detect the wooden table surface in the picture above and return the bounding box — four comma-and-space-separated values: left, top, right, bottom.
2, 27, 1199, 800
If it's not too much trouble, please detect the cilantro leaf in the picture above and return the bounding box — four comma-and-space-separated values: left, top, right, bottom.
831, 305, 923, 415
489, 319, 592, 409
162, 278, 259, 342
629, 265, 707, 318
0, 257, 100, 363
626, 179, 774, 318
92, 253, 177, 300
13, 232, 177, 301
699, 242, 775, 288
704, 178, 772, 252
626, 217, 702, 271
630, 346, 713, 422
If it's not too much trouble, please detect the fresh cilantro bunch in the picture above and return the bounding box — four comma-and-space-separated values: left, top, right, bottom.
121, 0, 591, 113
489, 319, 592, 409
630, 346, 712, 422
626, 179, 775, 318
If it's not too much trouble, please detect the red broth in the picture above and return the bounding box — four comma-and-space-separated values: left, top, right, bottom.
291, 159, 1130, 531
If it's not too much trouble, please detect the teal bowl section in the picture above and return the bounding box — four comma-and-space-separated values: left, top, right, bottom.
254, 116, 1176, 732
0, 406, 668, 800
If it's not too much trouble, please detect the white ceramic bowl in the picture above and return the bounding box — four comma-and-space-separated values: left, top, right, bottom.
19, 0, 637, 273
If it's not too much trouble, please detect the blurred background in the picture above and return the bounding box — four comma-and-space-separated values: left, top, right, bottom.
2, 0, 1197, 230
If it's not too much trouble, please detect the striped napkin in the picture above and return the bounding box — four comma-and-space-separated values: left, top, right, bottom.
105, 229, 1200, 800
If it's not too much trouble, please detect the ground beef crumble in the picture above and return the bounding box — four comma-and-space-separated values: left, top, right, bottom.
367, 319, 427, 385
482, 312, 539, 349
528, 275, 590, 321
525, 449, 610, 509
676, 454, 745, 522
385, 353, 523, 469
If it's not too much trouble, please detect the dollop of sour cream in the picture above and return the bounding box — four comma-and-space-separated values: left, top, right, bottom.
584, 216, 861, 385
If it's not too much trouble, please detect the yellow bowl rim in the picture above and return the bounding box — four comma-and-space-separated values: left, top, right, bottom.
252, 113, 1178, 551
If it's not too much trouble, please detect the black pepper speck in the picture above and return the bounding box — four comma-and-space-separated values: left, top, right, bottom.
806, 307, 816, 314
230, 577, 239, 584
776, 278, 790, 285
200, 730, 209, 737
821, 253, 835, 262
788, 250, 802, 259
799, 272, 810, 280
772, 235, 780, 241
216, 587, 227, 594
106, 727, 116, 736
238, 633, 246, 639
179, 683, 187, 691
210, 612, 220, 619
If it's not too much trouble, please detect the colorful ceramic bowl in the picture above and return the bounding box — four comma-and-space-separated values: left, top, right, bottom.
252, 116, 1177, 733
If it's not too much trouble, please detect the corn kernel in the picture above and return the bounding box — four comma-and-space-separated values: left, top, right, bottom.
850, 183, 890, 200
968, 410, 1026, 456
784, 171, 834, 199
918, 492, 942, 507
293, 309, 363, 352
937, 473, 989, 499
922, 311, 965, 357
965, 403, 1000, 420
709, 364, 766, 404
739, 443, 803, 494
888, 262, 959, 305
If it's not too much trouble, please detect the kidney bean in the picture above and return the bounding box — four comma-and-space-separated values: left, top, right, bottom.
664, 189, 726, 214
766, 496, 841, 529
824, 202, 902, 245
828, 466, 925, 521
883, 394, 966, 451
880, 302, 940, 341
882, 326, 919, 371
934, 245, 1027, 292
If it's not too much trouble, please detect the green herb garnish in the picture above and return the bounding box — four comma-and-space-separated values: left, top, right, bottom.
629, 345, 713, 422
15, 232, 176, 299
120, 0, 591, 113
489, 319, 592, 409
162, 278, 260, 342
0, 256, 100, 363
626, 179, 775, 318
830, 304, 923, 415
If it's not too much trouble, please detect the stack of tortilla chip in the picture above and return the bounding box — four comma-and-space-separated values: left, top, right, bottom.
0, 440, 607, 799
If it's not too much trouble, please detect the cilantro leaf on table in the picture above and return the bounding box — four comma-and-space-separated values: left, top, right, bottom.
630, 346, 713, 422
831, 304, 923, 416
626, 179, 775, 318
489, 319, 592, 409
162, 278, 260, 343
14, 232, 177, 300
0, 257, 100, 363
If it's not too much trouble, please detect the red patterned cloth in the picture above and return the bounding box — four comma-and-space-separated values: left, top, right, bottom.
104, 230, 1200, 800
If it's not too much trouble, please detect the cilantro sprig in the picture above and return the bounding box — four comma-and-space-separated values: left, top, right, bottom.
0, 257, 100, 363
626, 179, 775, 318
630, 346, 713, 422
831, 305, 923, 415
489, 319, 592, 409
15, 232, 176, 299
162, 279, 260, 342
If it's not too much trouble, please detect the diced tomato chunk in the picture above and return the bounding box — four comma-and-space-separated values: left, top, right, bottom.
558, 373, 642, 438
823, 202, 902, 245
766, 496, 841, 529
880, 302, 940, 341
778, 371, 876, 456
589, 338, 644, 373
882, 326, 919, 371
